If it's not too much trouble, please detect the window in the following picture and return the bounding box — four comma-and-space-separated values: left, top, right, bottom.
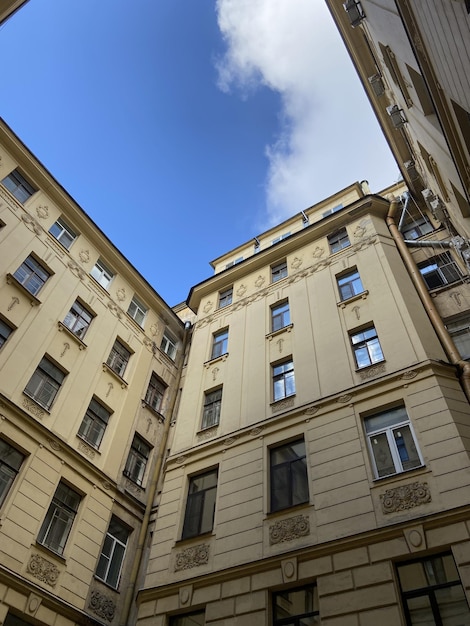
24, 357, 65, 410
95, 516, 130, 589
273, 359, 295, 402
1, 169, 36, 203
225, 257, 243, 269
218, 287, 233, 309
13, 255, 50, 296
182, 468, 218, 539
90, 258, 114, 289
272, 232, 291, 244
211, 328, 228, 359
337, 269, 364, 301
0, 318, 14, 348
271, 260, 288, 283
127, 296, 147, 326
446, 315, 470, 358
401, 213, 434, 240
202, 388, 222, 429
0, 439, 24, 508
48, 218, 77, 249
270, 439, 308, 512
350, 326, 384, 368
273, 584, 320, 626
169, 612, 205, 626
63, 300, 93, 339
406, 64, 435, 116
124, 434, 151, 486
160, 332, 177, 360
271, 301, 290, 332
145, 373, 166, 413
379, 43, 413, 107
365, 405, 422, 478
322, 203, 343, 217
418, 254, 462, 290
107, 339, 131, 378
78, 398, 110, 448
37, 481, 81, 555
397, 553, 470, 626
328, 227, 350, 253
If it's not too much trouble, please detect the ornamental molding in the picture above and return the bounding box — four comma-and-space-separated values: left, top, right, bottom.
78, 440, 96, 459
23, 397, 45, 418
107, 300, 122, 319
116, 288, 126, 302
237, 284, 248, 296
27, 554, 59, 587
358, 362, 386, 380
79, 249, 90, 263
35, 205, 49, 219
352, 235, 377, 252
254, 276, 265, 288
312, 246, 325, 259
89, 590, 116, 622
337, 394, 353, 403
269, 515, 310, 544
305, 405, 319, 415
197, 426, 218, 442
400, 370, 418, 380
250, 427, 263, 437
291, 256, 303, 269
271, 397, 295, 413
21, 213, 42, 235
67, 259, 86, 280
48, 438, 62, 451
175, 544, 209, 571
381, 481, 431, 514
203, 300, 214, 313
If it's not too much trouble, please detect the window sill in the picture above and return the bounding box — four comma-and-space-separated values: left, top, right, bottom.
337, 290, 369, 308
427, 279, 466, 296
57, 321, 87, 349
89, 275, 112, 294
266, 323, 294, 340
266, 500, 310, 519
6, 273, 41, 305
371, 465, 427, 484
76, 434, 102, 453
125, 312, 146, 332
102, 363, 128, 388
93, 575, 120, 593
34, 541, 67, 564
355, 359, 386, 373
175, 531, 214, 547
204, 352, 228, 367
158, 348, 177, 364
123, 471, 145, 490
23, 392, 51, 414
141, 399, 165, 422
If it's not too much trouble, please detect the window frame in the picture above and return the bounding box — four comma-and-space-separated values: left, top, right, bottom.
418, 253, 463, 290
201, 387, 222, 430
0, 439, 25, 508
95, 515, 130, 589
271, 301, 291, 332
337, 269, 364, 301
90, 258, 114, 290
272, 359, 296, 402
211, 328, 229, 359
328, 227, 350, 254
0, 318, 14, 349
62, 300, 93, 340
271, 260, 288, 283
182, 468, 218, 540
272, 584, 319, 626
218, 287, 233, 309
144, 373, 167, 413
37, 481, 81, 555
48, 217, 77, 250
160, 332, 177, 360
1, 169, 36, 203
106, 339, 131, 378
124, 433, 151, 486
364, 405, 423, 479
24, 356, 66, 410
13, 255, 51, 296
127, 296, 147, 327
270, 438, 309, 513
78, 398, 111, 449
350, 325, 384, 369
169, 612, 205, 626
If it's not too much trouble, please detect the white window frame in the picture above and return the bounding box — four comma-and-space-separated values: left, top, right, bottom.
160, 332, 177, 360
107, 339, 131, 378
124, 434, 151, 486
328, 228, 350, 254
37, 481, 81, 555
271, 301, 290, 332
49, 217, 77, 249
95, 516, 129, 589
202, 388, 222, 429
13, 255, 50, 296
127, 296, 147, 326
218, 287, 233, 309
63, 300, 93, 339
90, 258, 114, 290
272, 359, 295, 402
350, 326, 384, 368
337, 269, 364, 301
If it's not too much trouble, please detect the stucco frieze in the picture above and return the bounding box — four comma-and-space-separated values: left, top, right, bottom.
89, 589, 116, 622
358, 362, 386, 380
380, 481, 431, 514
78, 249, 90, 263
271, 396, 295, 413
22, 396, 45, 418
67, 259, 86, 280
174, 544, 210, 571
21, 212, 42, 235
197, 426, 218, 442
77, 439, 96, 459
35, 205, 48, 219
27, 553, 60, 587
269, 515, 310, 545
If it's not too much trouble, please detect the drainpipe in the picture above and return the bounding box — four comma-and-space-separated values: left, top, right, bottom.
387, 199, 470, 402
120, 322, 192, 626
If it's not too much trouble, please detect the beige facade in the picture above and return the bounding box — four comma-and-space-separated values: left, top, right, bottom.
0, 118, 186, 626
137, 183, 470, 625
0, 0, 29, 25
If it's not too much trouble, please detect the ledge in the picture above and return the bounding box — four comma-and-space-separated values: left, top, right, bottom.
6, 273, 41, 306
141, 400, 165, 422
337, 290, 369, 308
204, 353, 228, 367
266, 323, 294, 340
101, 363, 128, 388
57, 321, 87, 349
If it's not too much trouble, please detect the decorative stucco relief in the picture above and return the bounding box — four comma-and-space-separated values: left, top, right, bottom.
8, 296, 19, 311
27, 554, 59, 587
23, 397, 44, 418
116, 288, 126, 302
358, 362, 386, 380
107, 300, 122, 319
271, 397, 295, 413
270, 515, 310, 544
21, 213, 42, 235
203, 300, 213, 313
89, 590, 116, 622
67, 259, 86, 280
36, 205, 48, 219
237, 284, 248, 296
174, 544, 209, 571
254, 275, 265, 288
78, 440, 96, 459
312, 246, 325, 258
291, 257, 303, 269
381, 481, 431, 514
79, 249, 90, 263
197, 427, 218, 442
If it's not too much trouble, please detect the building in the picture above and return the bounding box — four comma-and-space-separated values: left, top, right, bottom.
137, 181, 470, 625
325, 0, 470, 241
0, 118, 186, 626
0, 0, 30, 25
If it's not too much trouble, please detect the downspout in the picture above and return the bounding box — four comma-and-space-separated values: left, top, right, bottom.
120, 322, 192, 626
387, 199, 470, 402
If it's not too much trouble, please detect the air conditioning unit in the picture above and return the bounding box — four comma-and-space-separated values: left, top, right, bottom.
386, 104, 407, 129
430, 197, 446, 222
343, 0, 365, 27
404, 160, 419, 181
368, 74, 385, 97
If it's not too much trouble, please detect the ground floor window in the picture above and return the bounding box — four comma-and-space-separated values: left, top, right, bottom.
273, 584, 320, 625
397, 553, 470, 625
169, 611, 205, 625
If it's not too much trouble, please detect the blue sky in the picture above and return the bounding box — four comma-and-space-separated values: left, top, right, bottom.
0, 0, 399, 306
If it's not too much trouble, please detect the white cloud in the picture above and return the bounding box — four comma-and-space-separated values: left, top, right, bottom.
215, 0, 399, 226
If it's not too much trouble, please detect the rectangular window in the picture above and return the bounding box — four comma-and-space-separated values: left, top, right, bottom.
90, 258, 114, 289
95, 516, 130, 589
127, 296, 147, 326
78, 398, 110, 449
145, 373, 166, 413
0, 318, 14, 348
13, 255, 50, 296
218, 287, 233, 309
270, 439, 309, 512
271, 260, 288, 283
107, 339, 131, 378
350, 326, 384, 368
271, 301, 290, 332
24, 357, 65, 410
63, 300, 93, 340
48, 218, 77, 249
337, 269, 364, 301
446, 315, 470, 358
124, 434, 151, 486
1, 169, 36, 203
225, 257, 243, 269
37, 481, 81, 555
328, 227, 350, 253
160, 332, 177, 360
182, 468, 218, 539
397, 553, 470, 626
272, 232, 291, 244
202, 388, 222, 429
211, 328, 228, 359
418, 253, 462, 290
401, 213, 434, 240
273, 359, 295, 402
365, 405, 422, 478
273, 584, 319, 626
0, 439, 24, 508
169, 612, 205, 626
